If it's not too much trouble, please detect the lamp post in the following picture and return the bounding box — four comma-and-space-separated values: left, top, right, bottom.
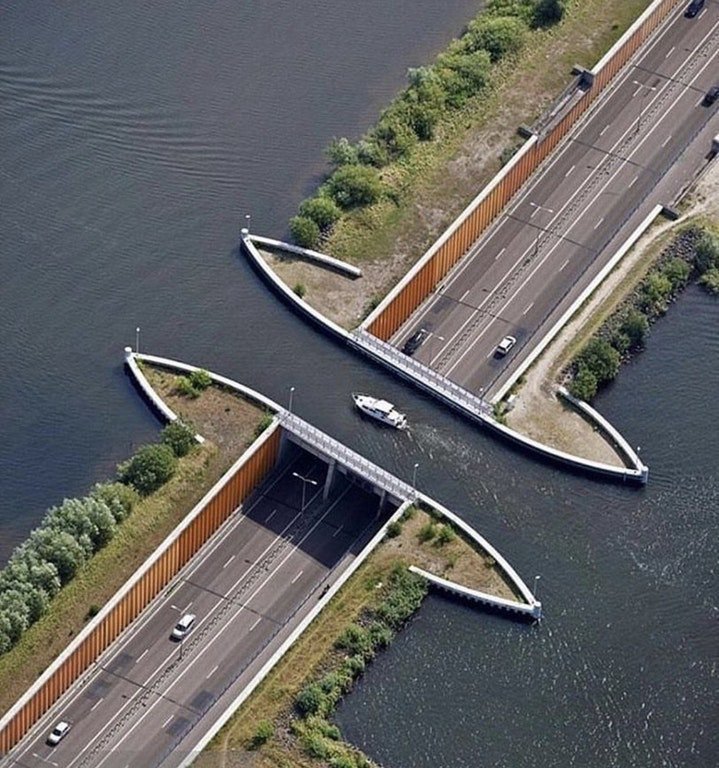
135, 327, 140, 355
245, 213, 251, 234
292, 471, 318, 511
528, 201, 555, 256
288, 386, 295, 414
533, 574, 541, 600
412, 462, 419, 495
631, 80, 656, 134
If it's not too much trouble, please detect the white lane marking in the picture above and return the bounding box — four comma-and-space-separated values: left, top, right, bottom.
136, 649, 148, 663
249, 616, 262, 632
559, 258, 570, 272
161, 715, 173, 729
266, 509, 277, 522
523, 301, 534, 316
665, 45, 675, 59
460, 289, 470, 302
90, 698, 104, 712
495, 247, 506, 261
661, 134, 672, 148
32, 755, 58, 767
529, 206, 538, 218
632, 84, 642, 97
628, 175, 639, 188
332, 525, 343, 537
291, 570, 303, 585
565, 164, 575, 177
223, 554, 235, 569
206, 664, 219, 679
598, 125, 609, 137
594, 217, 604, 230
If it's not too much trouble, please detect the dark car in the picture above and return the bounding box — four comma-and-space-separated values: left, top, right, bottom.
703, 84, 719, 106
685, 0, 705, 17
402, 327, 429, 356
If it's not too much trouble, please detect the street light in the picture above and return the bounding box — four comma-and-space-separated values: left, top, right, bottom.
135, 326, 140, 355
534, 574, 541, 599
288, 386, 295, 414
631, 80, 657, 134
292, 471, 318, 511
412, 462, 419, 494
528, 201, 555, 257
245, 213, 251, 234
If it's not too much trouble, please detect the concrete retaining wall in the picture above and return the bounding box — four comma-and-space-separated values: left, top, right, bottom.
248, 233, 362, 277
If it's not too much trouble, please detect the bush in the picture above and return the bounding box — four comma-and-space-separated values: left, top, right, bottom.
91, 482, 138, 523
293, 282, 307, 298
327, 165, 383, 209
374, 566, 428, 630
533, 0, 565, 27
296, 682, 327, 717
299, 196, 342, 231
620, 309, 649, 350
254, 411, 274, 438
189, 369, 212, 391
367, 621, 393, 649
356, 138, 388, 168
44, 497, 117, 556
385, 520, 402, 538
336, 624, 373, 657
436, 524, 456, 546
418, 522, 436, 543
27, 528, 87, 585
699, 267, 719, 295
436, 47, 492, 107
326, 137, 359, 167
250, 720, 274, 749
465, 16, 527, 62
175, 376, 199, 399
639, 271, 672, 313
161, 420, 196, 457
694, 231, 719, 273
575, 338, 620, 383
118, 443, 177, 496
373, 109, 418, 160
663, 257, 691, 290
569, 364, 598, 401
289, 215, 320, 249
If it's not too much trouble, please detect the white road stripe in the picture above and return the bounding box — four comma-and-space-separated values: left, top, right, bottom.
249, 616, 262, 632
266, 509, 277, 522
594, 217, 604, 230
206, 664, 219, 679
460, 289, 470, 301
628, 175, 639, 188
565, 164, 575, 177
90, 699, 104, 712
222, 554, 235, 569
661, 134, 672, 148
332, 525, 343, 537
495, 247, 506, 261
598, 125, 608, 137
559, 258, 570, 272
291, 570, 303, 584
136, 649, 148, 663
523, 301, 534, 316
161, 715, 173, 729
665, 45, 675, 59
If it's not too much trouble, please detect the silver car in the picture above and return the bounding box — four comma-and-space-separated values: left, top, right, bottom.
47, 721, 70, 746
171, 613, 196, 640
495, 335, 517, 356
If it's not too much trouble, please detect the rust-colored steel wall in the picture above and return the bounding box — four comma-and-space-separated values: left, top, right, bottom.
0, 427, 280, 755
367, 0, 679, 342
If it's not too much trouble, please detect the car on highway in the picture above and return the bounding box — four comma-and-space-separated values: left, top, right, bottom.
171, 613, 196, 640
685, 0, 704, 17
495, 335, 517, 357
402, 327, 429, 356
47, 721, 70, 746
703, 84, 719, 107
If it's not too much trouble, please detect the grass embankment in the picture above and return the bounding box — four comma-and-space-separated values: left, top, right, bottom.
199, 505, 520, 768
0, 369, 265, 719
273, 0, 652, 330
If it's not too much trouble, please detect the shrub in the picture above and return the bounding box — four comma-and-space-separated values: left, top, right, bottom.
175, 376, 199, 399
161, 420, 196, 457
289, 215, 320, 249
27, 528, 87, 585
569, 365, 598, 401
367, 620, 393, 649
385, 520, 402, 538
85, 603, 101, 621
91, 482, 138, 523
336, 624, 373, 657
326, 137, 359, 167
663, 257, 691, 290
436, 47, 492, 107
118, 443, 177, 496
436, 524, 456, 546
465, 16, 527, 62
2, 547, 61, 599
639, 271, 672, 313
418, 522, 436, 543
327, 165, 383, 209
44, 497, 117, 555
575, 338, 620, 383
302, 732, 331, 759
694, 231, 719, 273
296, 682, 327, 716
356, 138, 388, 168
699, 267, 719, 295
620, 309, 649, 350
293, 282, 307, 298
373, 110, 417, 160
374, 566, 428, 630
253, 412, 274, 438
189, 369, 212, 391
250, 720, 274, 749
533, 0, 565, 27
299, 196, 342, 231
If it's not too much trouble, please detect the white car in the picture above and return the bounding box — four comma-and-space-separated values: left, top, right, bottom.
495, 335, 517, 356
171, 613, 196, 640
47, 721, 70, 746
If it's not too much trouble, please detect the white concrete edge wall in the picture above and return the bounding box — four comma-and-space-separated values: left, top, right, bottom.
417, 493, 539, 612
124, 349, 206, 444
0, 418, 283, 735
592, 0, 680, 75
248, 234, 362, 278
242, 233, 352, 340
557, 387, 646, 471
359, 135, 540, 330
491, 207, 663, 407
173, 499, 415, 768
408, 566, 537, 618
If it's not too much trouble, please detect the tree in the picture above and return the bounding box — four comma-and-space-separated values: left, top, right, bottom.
694, 231, 719, 273
436, 47, 492, 107
325, 137, 359, 167
43, 497, 116, 556
620, 309, 649, 350
326, 165, 383, 209
289, 215, 320, 249
28, 528, 87, 584
161, 420, 196, 457
576, 338, 620, 383
699, 267, 719, 295
299, 196, 342, 231
533, 0, 565, 28
118, 443, 177, 496
91, 482, 138, 523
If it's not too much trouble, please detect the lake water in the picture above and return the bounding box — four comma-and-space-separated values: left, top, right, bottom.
1, 2, 717, 766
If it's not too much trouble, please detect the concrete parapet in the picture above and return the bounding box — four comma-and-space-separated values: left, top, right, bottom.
247, 233, 362, 278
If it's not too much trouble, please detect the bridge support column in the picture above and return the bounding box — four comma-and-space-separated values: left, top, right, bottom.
323, 459, 336, 501
377, 489, 387, 515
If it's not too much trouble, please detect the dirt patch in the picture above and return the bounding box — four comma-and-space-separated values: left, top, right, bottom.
143, 365, 268, 464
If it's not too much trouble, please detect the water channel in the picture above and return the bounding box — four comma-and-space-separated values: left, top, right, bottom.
1, 2, 717, 765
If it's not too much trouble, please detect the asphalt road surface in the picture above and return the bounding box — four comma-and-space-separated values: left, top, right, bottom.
4, 445, 392, 768
395, 3, 719, 399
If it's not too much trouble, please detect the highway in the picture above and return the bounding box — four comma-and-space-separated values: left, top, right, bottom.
394, 3, 719, 399
4, 446, 391, 768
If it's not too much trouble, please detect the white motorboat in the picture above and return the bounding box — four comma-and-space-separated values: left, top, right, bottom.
352, 393, 407, 429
